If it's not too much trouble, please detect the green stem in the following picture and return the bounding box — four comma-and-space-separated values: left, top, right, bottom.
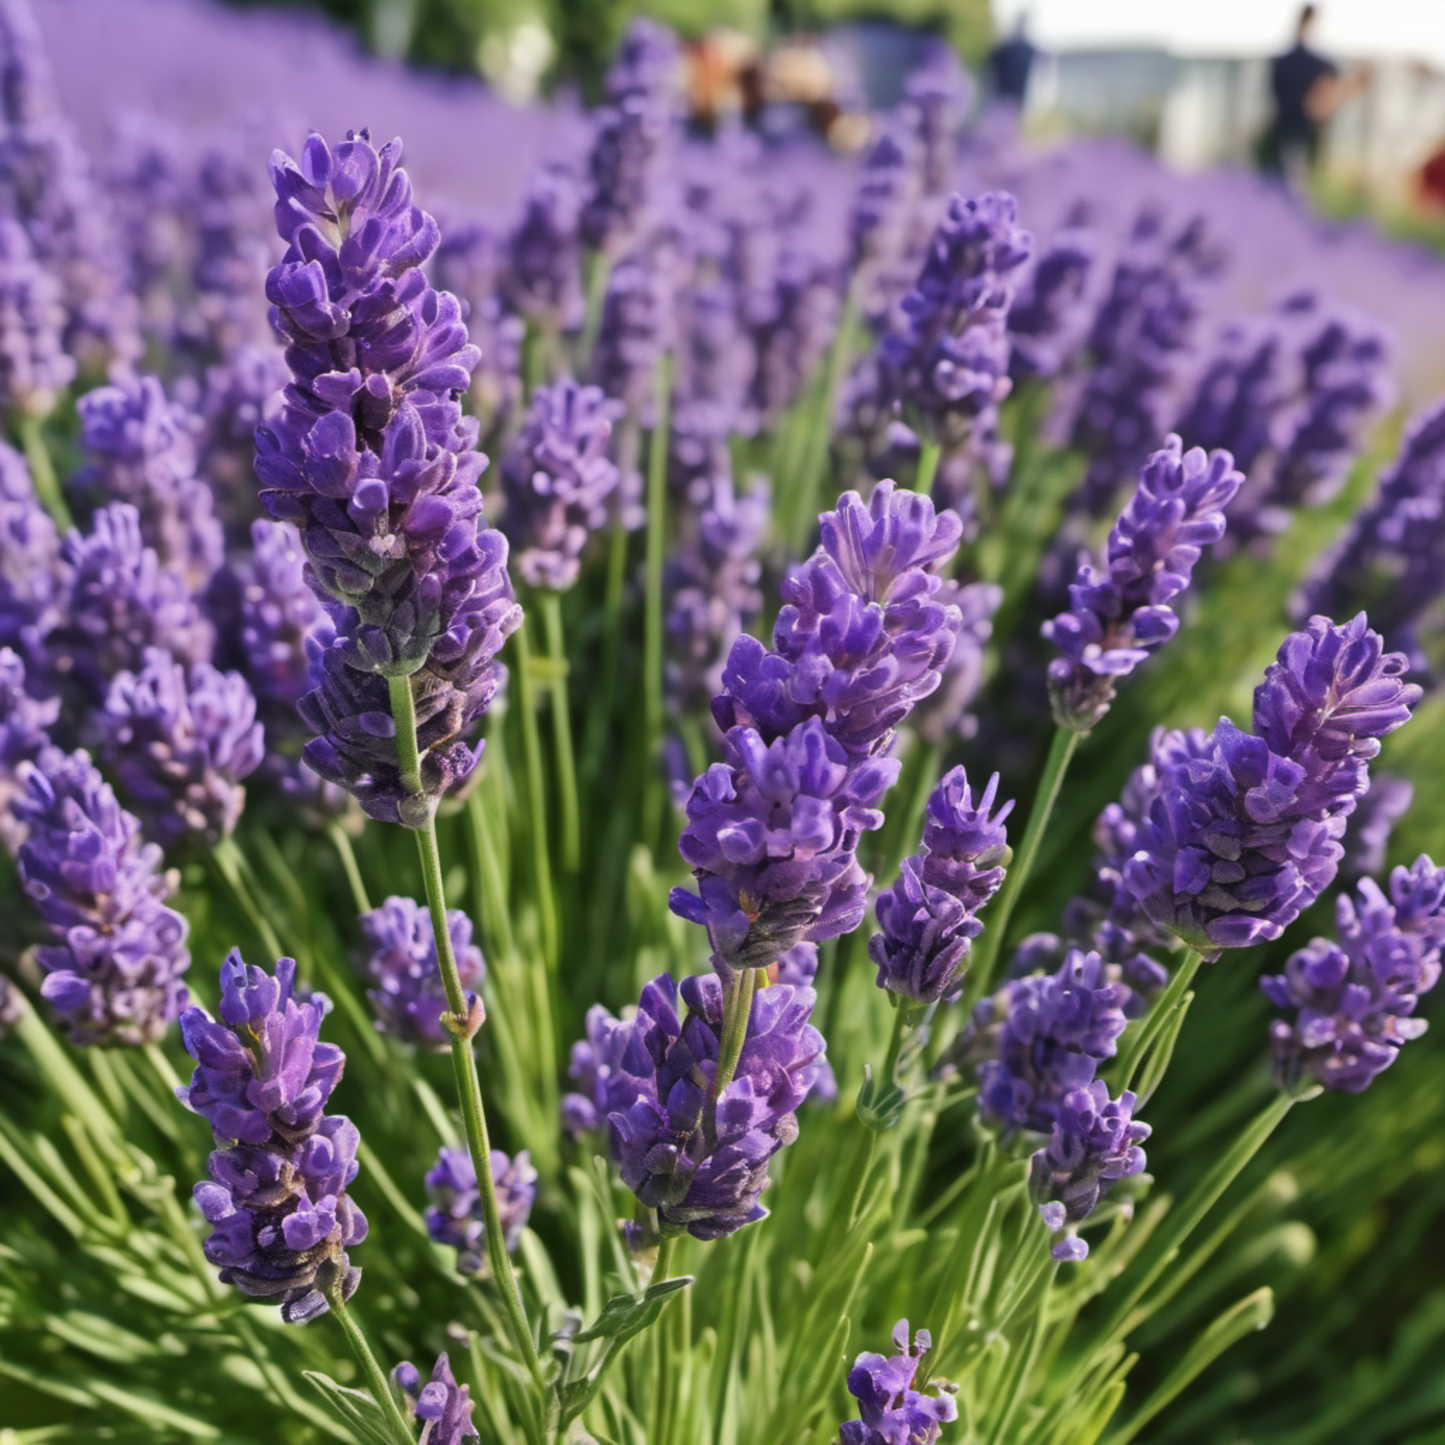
388, 675, 549, 1394
506, 623, 559, 968
653, 1232, 678, 1285
325, 1285, 417, 1445
643, 354, 673, 754
1114, 949, 1205, 1093
792, 284, 859, 546
914, 440, 942, 499
713, 966, 758, 1097
539, 590, 581, 872
212, 837, 286, 962
965, 727, 1080, 1004
329, 823, 372, 915
19, 413, 72, 531
414, 816, 548, 1393
578, 249, 614, 373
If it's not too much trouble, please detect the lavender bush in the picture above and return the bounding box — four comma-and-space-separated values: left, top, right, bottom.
1, 8, 1444, 1445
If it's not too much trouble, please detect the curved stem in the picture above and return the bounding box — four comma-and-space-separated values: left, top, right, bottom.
18, 413, 72, 531
507, 622, 559, 967
1114, 948, 1205, 1093
326, 1285, 417, 1445
329, 823, 373, 915
792, 284, 859, 546
643, 353, 673, 757
212, 836, 286, 962
914, 440, 942, 499
965, 726, 1080, 1004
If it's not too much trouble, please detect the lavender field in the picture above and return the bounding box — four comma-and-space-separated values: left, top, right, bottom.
2, 2, 1445, 1442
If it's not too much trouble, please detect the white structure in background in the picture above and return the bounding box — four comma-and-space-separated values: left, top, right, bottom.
1003, 0, 1445, 205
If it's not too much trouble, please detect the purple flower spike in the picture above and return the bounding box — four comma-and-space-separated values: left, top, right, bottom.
1124, 618, 1420, 954
1263, 856, 1445, 1093
563, 1002, 639, 1136
1046, 436, 1243, 730
356, 896, 484, 1051
0, 645, 58, 853
877, 192, 1032, 450
716, 481, 964, 762
179, 950, 366, 1322
0, 441, 61, 663
671, 718, 900, 972
14, 745, 190, 1046
256, 128, 522, 825
607, 972, 824, 1240
973, 949, 1132, 1133
501, 379, 622, 591
870, 767, 1013, 1004
393, 1354, 478, 1444
840, 1319, 957, 1445
1008, 227, 1096, 384
1029, 1081, 1150, 1260
0, 216, 75, 418
101, 649, 265, 854
424, 1147, 536, 1272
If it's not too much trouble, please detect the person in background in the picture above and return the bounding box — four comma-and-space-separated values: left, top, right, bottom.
1261, 4, 1370, 185
987, 12, 1038, 106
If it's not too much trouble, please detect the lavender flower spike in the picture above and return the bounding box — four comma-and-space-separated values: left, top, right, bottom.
0, 645, 58, 853
609, 973, 824, 1239
179, 951, 366, 1322
871, 767, 1013, 1004
839, 1320, 957, 1445
100, 649, 265, 854
1030, 1081, 1150, 1261
394, 1354, 478, 1443
15, 746, 190, 1045
1263, 856, 1445, 1093
501, 379, 621, 591
256, 129, 522, 825
424, 1147, 536, 1274
1045, 436, 1243, 730
357, 895, 485, 1050
1124, 617, 1421, 953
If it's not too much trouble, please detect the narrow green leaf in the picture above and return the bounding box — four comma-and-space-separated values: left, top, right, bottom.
303, 1369, 406, 1445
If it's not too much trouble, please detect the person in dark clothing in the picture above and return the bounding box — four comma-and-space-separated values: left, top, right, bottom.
987, 16, 1038, 105
1261, 5, 1367, 183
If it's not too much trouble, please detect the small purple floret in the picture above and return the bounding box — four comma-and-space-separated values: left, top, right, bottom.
840, 1319, 957, 1445
424, 1147, 536, 1273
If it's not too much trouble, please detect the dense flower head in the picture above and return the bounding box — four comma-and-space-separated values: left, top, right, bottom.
1124, 617, 1420, 953
904, 35, 971, 197
973, 949, 1131, 1133
1045, 436, 1243, 730
50, 501, 214, 704
590, 246, 676, 424
1030, 1081, 1150, 1260
501, 378, 621, 591
1069, 213, 1217, 515
715, 481, 964, 761
1008, 227, 1095, 383
1299, 399, 1445, 667
671, 718, 899, 971
0, 644, 56, 851
0, 215, 74, 416
871, 767, 1013, 1004
424, 1146, 536, 1273
73, 374, 223, 586
563, 1002, 639, 1136
0, 441, 59, 660
607, 972, 824, 1239
14, 745, 190, 1045
179, 951, 365, 1322
849, 130, 920, 274
356, 895, 484, 1050
839, 1320, 957, 1445
500, 161, 584, 332
100, 649, 264, 854
876, 192, 1032, 448
1263, 856, 1445, 1092
393, 1354, 478, 1444
255, 128, 522, 824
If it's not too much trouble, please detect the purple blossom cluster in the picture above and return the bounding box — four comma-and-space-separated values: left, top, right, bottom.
501, 378, 621, 591
578, 972, 824, 1239
13, 743, 190, 1044
255, 129, 522, 825
393, 1354, 478, 1444
1263, 856, 1445, 1093
870, 767, 1013, 1004
1124, 616, 1421, 953
356, 895, 485, 1050
1007, 226, 1096, 383
672, 483, 963, 972
179, 952, 366, 1323
424, 1146, 536, 1274
1045, 436, 1243, 730
839, 1320, 957, 1445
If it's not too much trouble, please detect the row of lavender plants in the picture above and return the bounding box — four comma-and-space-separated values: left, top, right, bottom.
3, 2, 1445, 1442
